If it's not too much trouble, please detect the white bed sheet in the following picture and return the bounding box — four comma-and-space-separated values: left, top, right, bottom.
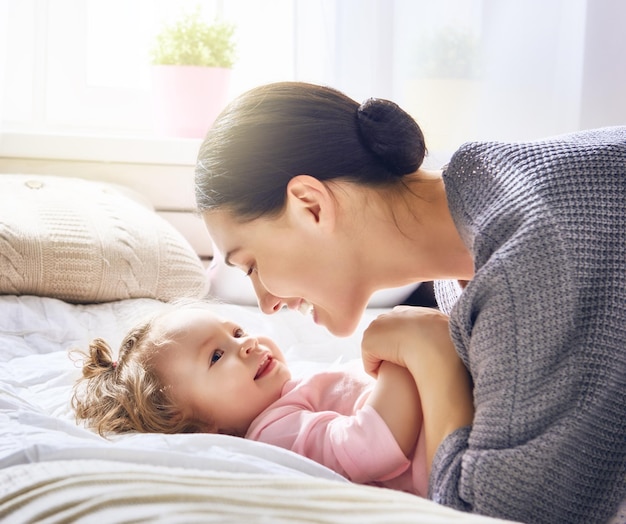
0, 295, 370, 477
0, 295, 516, 523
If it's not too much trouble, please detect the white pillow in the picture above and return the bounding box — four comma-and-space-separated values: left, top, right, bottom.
0, 174, 210, 303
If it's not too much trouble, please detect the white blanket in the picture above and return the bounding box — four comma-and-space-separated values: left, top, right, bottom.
0, 295, 366, 476
0, 295, 515, 523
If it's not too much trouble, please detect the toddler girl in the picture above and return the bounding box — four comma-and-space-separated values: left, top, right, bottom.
71, 301, 450, 497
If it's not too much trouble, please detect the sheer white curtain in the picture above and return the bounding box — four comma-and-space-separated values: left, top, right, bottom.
2, 0, 624, 157
298, 0, 625, 158
0, 0, 7, 127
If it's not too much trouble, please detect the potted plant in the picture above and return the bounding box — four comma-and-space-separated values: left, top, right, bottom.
403, 27, 481, 152
411, 27, 480, 80
150, 6, 236, 138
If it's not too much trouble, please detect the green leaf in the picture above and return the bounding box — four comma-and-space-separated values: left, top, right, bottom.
150, 6, 236, 68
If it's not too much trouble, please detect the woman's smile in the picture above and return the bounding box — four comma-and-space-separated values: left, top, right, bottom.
297, 299, 314, 316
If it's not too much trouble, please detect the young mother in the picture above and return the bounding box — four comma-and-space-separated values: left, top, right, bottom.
194, 81, 626, 524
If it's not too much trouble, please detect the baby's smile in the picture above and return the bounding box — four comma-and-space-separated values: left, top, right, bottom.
254, 354, 275, 380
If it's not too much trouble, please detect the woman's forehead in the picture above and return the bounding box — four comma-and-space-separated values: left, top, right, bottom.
202, 209, 241, 242
202, 209, 279, 257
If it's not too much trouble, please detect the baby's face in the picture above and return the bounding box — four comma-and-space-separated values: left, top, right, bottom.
151, 307, 291, 435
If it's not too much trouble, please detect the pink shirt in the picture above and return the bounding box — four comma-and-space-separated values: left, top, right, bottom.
245, 370, 428, 497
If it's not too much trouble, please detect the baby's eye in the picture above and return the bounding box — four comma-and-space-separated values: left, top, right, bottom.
210, 350, 223, 366
233, 327, 245, 338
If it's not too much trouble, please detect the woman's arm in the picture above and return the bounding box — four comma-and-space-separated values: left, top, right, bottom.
362, 306, 474, 474
365, 361, 422, 457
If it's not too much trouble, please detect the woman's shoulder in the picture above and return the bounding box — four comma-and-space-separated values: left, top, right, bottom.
444, 126, 626, 255
448, 126, 626, 177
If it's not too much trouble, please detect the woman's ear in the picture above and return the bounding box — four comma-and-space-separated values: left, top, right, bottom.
285, 175, 336, 232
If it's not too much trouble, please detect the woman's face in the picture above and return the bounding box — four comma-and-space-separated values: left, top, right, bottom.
203, 205, 372, 337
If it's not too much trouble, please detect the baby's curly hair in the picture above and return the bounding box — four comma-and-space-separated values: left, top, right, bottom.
71, 306, 212, 437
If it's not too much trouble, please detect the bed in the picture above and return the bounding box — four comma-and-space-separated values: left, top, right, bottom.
0, 173, 517, 522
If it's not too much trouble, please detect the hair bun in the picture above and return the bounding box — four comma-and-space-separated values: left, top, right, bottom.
357, 98, 426, 176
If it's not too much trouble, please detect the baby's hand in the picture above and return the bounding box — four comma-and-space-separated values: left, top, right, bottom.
361, 306, 453, 377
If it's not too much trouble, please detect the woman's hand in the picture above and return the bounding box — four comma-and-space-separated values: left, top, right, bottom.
361, 306, 454, 377
361, 306, 474, 474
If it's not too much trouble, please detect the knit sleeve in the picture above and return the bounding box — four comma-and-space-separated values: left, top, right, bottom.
433, 127, 626, 523
428, 426, 471, 511
430, 248, 588, 520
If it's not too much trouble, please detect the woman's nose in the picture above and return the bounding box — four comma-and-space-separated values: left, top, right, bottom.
251, 277, 283, 315
258, 293, 284, 314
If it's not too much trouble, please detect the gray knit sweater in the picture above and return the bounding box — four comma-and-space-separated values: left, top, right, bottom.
431, 127, 626, 524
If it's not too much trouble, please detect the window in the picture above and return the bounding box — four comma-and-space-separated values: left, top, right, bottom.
2, 0, 625, 161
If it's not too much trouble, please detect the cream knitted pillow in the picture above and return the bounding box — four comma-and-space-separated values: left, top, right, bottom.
0, 174, 210, 303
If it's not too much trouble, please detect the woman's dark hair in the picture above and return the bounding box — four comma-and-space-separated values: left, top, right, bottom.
195, 81, 426, 221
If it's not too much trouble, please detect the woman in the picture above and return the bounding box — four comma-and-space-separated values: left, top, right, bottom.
195, 81, 626, 524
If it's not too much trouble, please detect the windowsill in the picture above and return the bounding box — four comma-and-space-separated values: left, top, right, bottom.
0, 129, 454, 171
0, 131, 202, 166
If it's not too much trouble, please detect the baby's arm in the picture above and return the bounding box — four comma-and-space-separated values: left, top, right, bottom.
365, 361, 422, 457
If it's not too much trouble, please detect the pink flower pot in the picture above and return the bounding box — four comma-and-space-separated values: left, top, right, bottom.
151, 65, 231, 139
